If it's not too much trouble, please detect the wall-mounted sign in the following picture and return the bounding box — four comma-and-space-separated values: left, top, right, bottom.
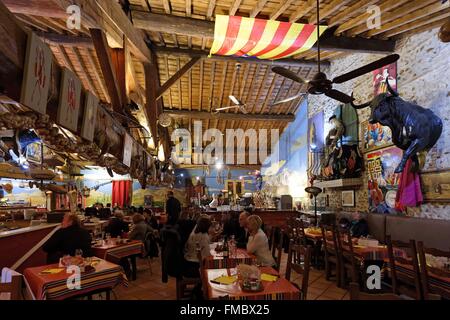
20, 32, 53, 114
123, 134, 133, 167
57, 68, 82, 132
81, 91, 98, 142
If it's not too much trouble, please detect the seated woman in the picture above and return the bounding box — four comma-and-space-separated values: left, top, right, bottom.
43, 213, 93, 263
246, 215, 276, 267
183, 214, 212, 278
106, 210, 130, 238
129, 214, 155, 241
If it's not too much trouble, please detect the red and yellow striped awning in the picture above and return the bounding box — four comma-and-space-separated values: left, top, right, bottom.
210, 15, 328, 60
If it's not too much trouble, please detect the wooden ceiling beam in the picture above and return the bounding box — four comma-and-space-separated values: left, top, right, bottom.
308, 0, 353, 24
154, 46, 325, 67
3, 0, 152, 63
289, 0, 316, 22
206, 0, 216, 20
132, 11, 396, 53
84, 48, 111, 103
270, 0, 295, 20
328, 0, 379, 27
250, 0, 269, 18
90, 28, 123, 112
335, 0, 410, 35
229, 0, 243, 16
365, 2, 448, 37
157, 56, 201, 100
163, 110, 295, 122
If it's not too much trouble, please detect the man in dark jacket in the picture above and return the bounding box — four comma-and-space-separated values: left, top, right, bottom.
105, 211, 129, 237
350, 212, 369, 238
43, 213, 93, 263
235, 210, 251, 248
165, 191, 181, 225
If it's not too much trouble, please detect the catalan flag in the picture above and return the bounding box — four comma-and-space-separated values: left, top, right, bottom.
210, 15, 328, 60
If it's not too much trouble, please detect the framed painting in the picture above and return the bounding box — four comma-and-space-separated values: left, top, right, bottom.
420, 170, 450, 203
57, 68, 82, 132
123, 134, 133, 167
373, 61, 397, 96
20, 32, 53, 114
366, 146, 402, 210
341, 190, 355, 207
361, 120, 394, 153
81, 92, 98, 142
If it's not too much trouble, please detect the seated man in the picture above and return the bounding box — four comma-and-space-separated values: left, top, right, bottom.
350, 212, 369, 238
106, 210, 130, 238
235, 209, 251, 249
43, 213, 93, 263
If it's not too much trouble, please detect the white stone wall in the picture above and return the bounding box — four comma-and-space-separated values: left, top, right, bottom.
307, 27, 450, 220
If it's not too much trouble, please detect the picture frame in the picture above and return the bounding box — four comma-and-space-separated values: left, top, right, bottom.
341, 190, 355, 207
373, 61, 397, 96
20, 32, 53, 115
420, 170, 450, 203
361, 120, 394, 153
57, 68, 82, 132
80, 91, 98, 142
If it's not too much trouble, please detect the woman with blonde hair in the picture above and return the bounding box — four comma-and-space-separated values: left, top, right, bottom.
246, 215, 276, 267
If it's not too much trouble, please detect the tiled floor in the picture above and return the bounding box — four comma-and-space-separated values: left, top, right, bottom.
109, 254, 349, 300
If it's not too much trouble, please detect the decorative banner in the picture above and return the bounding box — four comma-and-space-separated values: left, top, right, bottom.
57, 68, 82, 132
123, 134, 133, 167
20, 32, 53, 114
366, 146, 402, 210
81, 92, 98, 142
210, 15, 327, 60
361, 120, 393, 153
373, 62, 397, 96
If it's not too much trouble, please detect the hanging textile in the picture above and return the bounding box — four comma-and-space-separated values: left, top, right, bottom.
112, 180, 132, 208
395, 159, 423, 209
210, 15, 327, 60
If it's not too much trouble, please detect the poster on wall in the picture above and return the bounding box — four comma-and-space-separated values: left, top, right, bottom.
361, 120, 393, 153
81, 92, 98, 142
57, 68, 82, 132
420, 170, 450, 203
123, 134, 133, 167
20, 32, 53, 115
366, 146, 402, 210
373, 62, 397, 96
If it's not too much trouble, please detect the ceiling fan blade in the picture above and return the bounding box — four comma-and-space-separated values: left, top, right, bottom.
270, 93, 306, 107
229, 95, 242, 105
238, 105, 248, 114
272, 67, 308, 84
215, 106, 238, 111
332, 54, 400, 84
325, 89, 354, 104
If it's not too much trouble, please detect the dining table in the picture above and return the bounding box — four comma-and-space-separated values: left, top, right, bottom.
206, 243, 256, 269
91, 238, 144, 281
203, 266, 300, 300
23, 258, 127, 300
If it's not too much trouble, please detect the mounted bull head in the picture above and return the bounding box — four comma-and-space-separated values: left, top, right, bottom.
351, 80, 443, 173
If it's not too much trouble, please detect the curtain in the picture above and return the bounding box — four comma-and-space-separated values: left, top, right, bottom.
112, 180, 132, 208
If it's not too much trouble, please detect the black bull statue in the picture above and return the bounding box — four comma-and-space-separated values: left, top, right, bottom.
351, 80, 443, 173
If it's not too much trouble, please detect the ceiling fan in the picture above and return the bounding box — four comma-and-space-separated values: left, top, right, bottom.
271, 0, 400, 104
213, 63, 248, 114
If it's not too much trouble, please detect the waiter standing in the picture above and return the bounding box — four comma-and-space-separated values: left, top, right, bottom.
165, 190, 181, 225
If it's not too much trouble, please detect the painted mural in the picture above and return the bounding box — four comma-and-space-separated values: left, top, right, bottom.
0, 179, 46, 207
261, 100, 309, 201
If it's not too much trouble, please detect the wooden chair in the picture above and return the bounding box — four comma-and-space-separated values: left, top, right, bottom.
175, 250, 203, 300
336, 227, 360, 287
417, 241, 450, 300
386, 236, 422, 299
321, 223, 341, 287
0, 268, 22, 300
285, 240, 312, 300
271, 227, 283, 271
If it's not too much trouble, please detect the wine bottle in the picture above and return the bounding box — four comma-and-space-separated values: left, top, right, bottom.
222, 236, 229, 258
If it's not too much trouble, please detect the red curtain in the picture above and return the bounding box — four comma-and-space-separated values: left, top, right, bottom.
112, 180, 132, 208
